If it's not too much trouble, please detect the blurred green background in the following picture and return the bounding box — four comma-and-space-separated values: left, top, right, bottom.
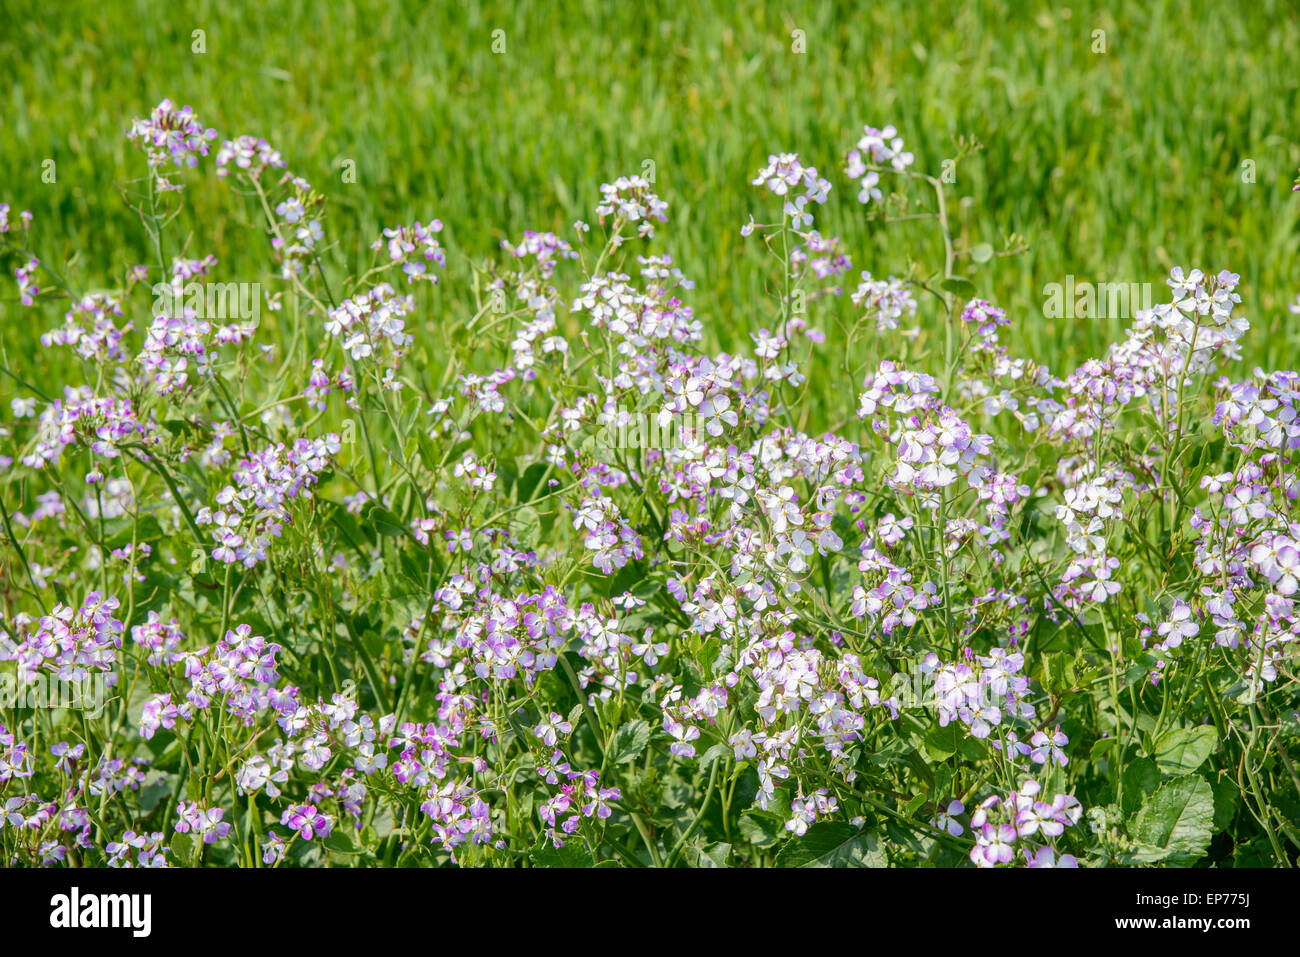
2, 0, 1298, 371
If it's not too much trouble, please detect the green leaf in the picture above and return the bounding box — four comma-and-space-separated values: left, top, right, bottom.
608, 719, 650, 765
687, 842, 732, 868
699, 743, 730, 769
170, 831, 194, 866
1127, 774, 1214, 865
940, 276, 975, 297
369, 804, 395, 839
775, 822, 887, 868
921, 722, 956, 759
531, 833, 594, 868
1152, 726, 1218, 776
360, 502, 407, 538
1041, 652, 1078, 694
1121, 756, 1161, 818
324, 829, 361, 855
695, 637, 721, 677
922, 722, 985, 762
506, 505, 540, 548
101, 514, 165, 549
515, 462, 550, 502
738, 810, 782, 848
1089, 736, 1117, 764
566, 703, 585, 729
969, 242, 994, 264
1209, 773, 1239, 832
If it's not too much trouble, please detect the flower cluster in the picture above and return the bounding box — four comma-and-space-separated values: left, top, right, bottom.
325, 283, 417, 370
215, 135, 287, 180
371, 220, 447, 284
0, 592, 123, 683
125, 99, 217, 190
3, 103, 1296, 873
196, 436, 337, 568
852, 272, 919, 331
22, 389, 151, 482
595, 175, 668, 237
968, 781, 1082, 868
41, 293, 130, 363
845, 123, 914, 205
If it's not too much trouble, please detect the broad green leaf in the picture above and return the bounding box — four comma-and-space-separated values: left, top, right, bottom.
1041, 652, 1079, 694
531, 833, 594, 868
102, 514, 165, 548
359, 502, 406, 537
1120, 756, 1161, 817
699, 743, 730, 769
921, 722, 956, 760
515, 461, 550, 502
969, 242, 994, 264
696, 637, 721, 677
922, 722, 986, 762
1127, 774, 1214, 865
170, 831, 194, 866
738, 810, 782, 848
608, 719, 650, 765
1090, 736, 1117, 764
507, 505, 540, 548
775, 822, 887, 868
324, 829, 361, 855
1152, 726, 1218, 775
1210, 774, 1239, 832
940, 276, 975, 297
688, 842, 731, 868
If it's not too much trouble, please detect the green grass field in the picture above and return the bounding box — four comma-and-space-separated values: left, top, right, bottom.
3, 0, 1298, 375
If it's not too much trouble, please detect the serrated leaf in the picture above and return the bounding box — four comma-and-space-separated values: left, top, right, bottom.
1153, 726, 1218, 776
775, 822, 887, 868
1127, 775, 1214, 865
608, 719, 650, 765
